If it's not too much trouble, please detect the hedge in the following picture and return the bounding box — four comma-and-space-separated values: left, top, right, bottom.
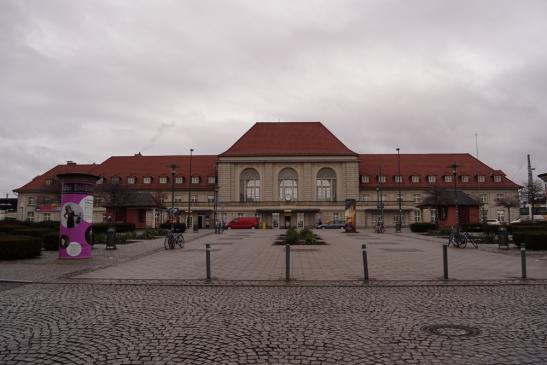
11, 228, 54, 238
0, 235, 42, 260
92, 223, 136, 233
410, 223, 436, 233
512, 232, 547, 250
43, 232, 60, 251
159, 223, 187, 233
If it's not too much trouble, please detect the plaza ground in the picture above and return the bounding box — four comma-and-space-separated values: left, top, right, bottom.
1, 229, 546, 364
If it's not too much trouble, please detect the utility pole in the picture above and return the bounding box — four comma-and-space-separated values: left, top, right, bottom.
527, 154, 535, 222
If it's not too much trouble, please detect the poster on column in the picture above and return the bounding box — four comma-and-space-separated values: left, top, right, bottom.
344, 199, 356, 232
58, 174, 98, 259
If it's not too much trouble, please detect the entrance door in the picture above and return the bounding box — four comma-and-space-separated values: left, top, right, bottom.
284, 215, 291, 228
198, 215, 204, 228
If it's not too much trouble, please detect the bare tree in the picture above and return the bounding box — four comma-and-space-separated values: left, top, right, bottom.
495, 196, 520, 223
521, 179, 545, 222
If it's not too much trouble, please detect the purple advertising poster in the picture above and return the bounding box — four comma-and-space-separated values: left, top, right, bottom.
58, 175, 98, 259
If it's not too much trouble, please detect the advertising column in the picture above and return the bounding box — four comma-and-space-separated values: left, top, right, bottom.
57, 173, 99, 259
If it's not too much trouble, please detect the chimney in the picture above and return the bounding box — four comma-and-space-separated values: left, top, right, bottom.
67, 161, 76, 165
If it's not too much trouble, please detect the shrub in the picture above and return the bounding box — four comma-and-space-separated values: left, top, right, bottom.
43, 232, 60, 251
479, 231, 497, 243
159, 223, 187, 233
92, 223, 136, 233
285, 227, 299, 244
512, 232, 547, 250
0, 235, 42, 260
410, 223, 436, 233
12, 228, 55, 238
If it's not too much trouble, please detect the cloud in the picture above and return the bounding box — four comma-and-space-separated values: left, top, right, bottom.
1, 0, 547, 197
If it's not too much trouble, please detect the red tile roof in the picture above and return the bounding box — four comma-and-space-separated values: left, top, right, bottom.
220, 122, 357, 157
358, 153, 520, 189
14, 164, 98, 192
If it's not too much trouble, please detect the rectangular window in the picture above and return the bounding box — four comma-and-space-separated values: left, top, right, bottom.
411, 176, 420, 183
27, 197, 34, 206
497, 210, 505, 222
496, 193, 504, 201
461, 175, 469, 182
159, 177, 168, 184
361, 175, 370, 183
430, 209, 437, 223
444, 175, 452, 183
361, 194, 369, 202
175, 176, 184, 184
414, 210, 421, 223
397, 192, 403, 203
428, 176, 436, 183
27, 211, 34, 222
494, 175, 502, 182
208, 176, 216, 184
191, 195, 198, 203
159, 194, 167, 203
207, 195, 215, 203
143, 177, 151, 184
191, 176, 200, 184
478, 175, 485, 183
237, 212, 244, 218
333, 212, 339, 222
480, 193, 488, 204
378, 176, 386, 183
174, 196, 182, 203
414, 194, 421, 203
43, 213, 51, 221
128, 177, 135, 184
393, 215, 400, 225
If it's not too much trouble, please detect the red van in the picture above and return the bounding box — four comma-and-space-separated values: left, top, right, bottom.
226, 217, 259, 229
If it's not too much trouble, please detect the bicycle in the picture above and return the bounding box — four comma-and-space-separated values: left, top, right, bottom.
374, 221, 385, 234
164, 230, 185, 250
447, 228, 479, 249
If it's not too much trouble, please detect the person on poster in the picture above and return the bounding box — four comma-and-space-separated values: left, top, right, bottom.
64, 205, 80, 228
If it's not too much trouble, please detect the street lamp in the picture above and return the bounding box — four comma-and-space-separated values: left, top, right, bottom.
450, 162, 460, 232
187, 148, 194, 230
170, 163, 177, 232
396, 147, 402, 232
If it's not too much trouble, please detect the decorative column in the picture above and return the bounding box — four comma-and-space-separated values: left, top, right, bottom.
57, 173, 99, 259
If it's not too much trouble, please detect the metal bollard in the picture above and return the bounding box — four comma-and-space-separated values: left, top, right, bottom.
443, 244, 448, 280
285, 244, 291, 282
521, 243, 527, 279
205, 243, 211, 281
362, 244, 369, 281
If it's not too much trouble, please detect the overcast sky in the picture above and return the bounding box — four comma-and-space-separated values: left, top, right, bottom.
1, 0, 546, 197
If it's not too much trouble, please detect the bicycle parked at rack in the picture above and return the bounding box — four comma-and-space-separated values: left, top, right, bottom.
164, 229, 185, 250
447, 227, 478, 249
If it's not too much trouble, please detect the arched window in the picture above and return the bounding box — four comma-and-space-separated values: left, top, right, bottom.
240, 168, 260, 202
316, 168, 336, 201
279, 168, 298, 201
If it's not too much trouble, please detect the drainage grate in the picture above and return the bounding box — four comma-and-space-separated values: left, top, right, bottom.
421, 324, 481, 338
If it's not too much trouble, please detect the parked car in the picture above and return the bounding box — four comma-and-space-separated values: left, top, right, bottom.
486, 219, 502, 226
226, 217, 259, 229
317, 220, 346, 229
511, 216, 545, 224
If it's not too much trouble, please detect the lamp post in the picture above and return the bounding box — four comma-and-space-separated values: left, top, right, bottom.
187, 148, 194, 230
170, 163, 177, 232
396, 147, 402, 232
450, 162, 460, 232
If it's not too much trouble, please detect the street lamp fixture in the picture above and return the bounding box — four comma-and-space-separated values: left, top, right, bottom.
396, 147, 402, 232
187, 148, 194, 230
449, 162, 460, 232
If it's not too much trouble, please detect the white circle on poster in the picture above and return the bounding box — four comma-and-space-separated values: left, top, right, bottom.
79, 196, 94, 223
66, 242, 82, 257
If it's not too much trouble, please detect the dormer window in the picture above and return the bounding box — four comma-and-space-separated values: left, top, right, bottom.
159, 176, 168, 184
175, 176, 184, 184
394, 176, 402, 183
444, 175, 453, 183
45, 179, 52, 186
378, 176, 386, 183
111, 176, 120, 184
461, 175, 469, 183
411, 175, 420, 183
361, 175, 370, 183
428, 176, 436, 183
208, 176, 216, 184
494, 175, 502, 183
143, 177, 152, 184
96, 177, 103, 184
477, 175, 485, 183
191, 176, 200, 184
128, 177, 135, 184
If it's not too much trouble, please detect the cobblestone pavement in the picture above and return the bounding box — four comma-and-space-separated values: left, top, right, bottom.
1, 282, 546, 364
75, 229, 547, 282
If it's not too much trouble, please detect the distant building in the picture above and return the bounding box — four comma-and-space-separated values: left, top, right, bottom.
0, 198, 17, 220
13, 122, 520, 228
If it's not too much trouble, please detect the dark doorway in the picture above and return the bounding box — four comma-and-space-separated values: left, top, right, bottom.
284, 215, 291, 228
